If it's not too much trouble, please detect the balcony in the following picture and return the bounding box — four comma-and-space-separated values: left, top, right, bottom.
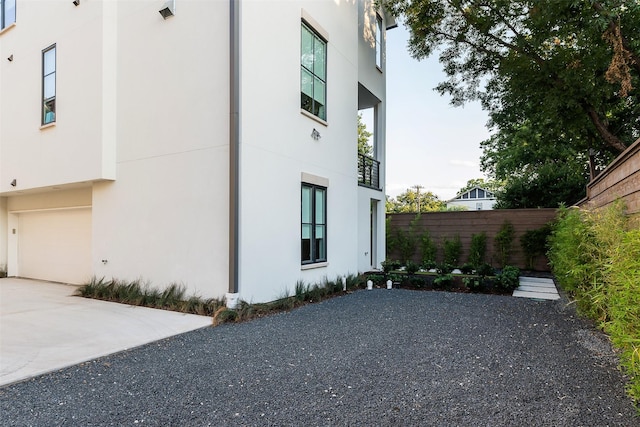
358, 153, 380, 190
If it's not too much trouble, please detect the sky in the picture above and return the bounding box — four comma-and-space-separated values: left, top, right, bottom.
382, 23, 492, 201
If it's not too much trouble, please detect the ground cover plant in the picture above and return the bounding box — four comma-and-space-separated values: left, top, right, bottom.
548, 201, 640, 405
77, 274, 365, 326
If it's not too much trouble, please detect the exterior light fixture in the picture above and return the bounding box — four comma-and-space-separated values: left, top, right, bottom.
159, 0, 175, 19
10, 179, 17, 187
73, 0, 80, 6
7, 54, 13, 62
311, 128, 321, 140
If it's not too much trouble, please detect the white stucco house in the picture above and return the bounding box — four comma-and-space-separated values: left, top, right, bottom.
0, 0, 395, 303
446, 186, 497, 211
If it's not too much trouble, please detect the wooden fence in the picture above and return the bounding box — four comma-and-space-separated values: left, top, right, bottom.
387, 209, 558, 272
579, 137, 640, 216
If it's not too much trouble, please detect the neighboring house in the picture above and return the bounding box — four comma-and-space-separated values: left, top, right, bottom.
447, 187, 497, 211
0, 0, 396, 304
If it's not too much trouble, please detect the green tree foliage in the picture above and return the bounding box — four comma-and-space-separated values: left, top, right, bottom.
386, 187, 446, 213
382, 0, 640, 207
358, 113, 373, 157
494, 220, 515, 267
456, 178, 503, 195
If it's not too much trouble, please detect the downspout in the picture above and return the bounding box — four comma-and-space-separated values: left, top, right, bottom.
227, 0, 240, 308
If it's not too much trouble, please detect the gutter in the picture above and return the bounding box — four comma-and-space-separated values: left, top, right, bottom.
228, 0, 240, 306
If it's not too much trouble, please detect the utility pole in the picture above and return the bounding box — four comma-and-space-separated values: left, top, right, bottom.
412, 185, 424, 212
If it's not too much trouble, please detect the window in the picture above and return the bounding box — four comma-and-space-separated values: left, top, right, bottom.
375, 14, 382, 69
301, 183, 326, 264
0, 0, 16, 30
42, 45, 56, 125
301, 22, 326, 121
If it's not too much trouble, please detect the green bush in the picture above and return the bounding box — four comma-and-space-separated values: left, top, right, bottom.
405, 260, 420, 275
468, 232, 487, 267
381, 259, 401, 273
548, 201, 640, 404
475, 263, 495, 278
520, 224, 552, 270
419, 230, 438, 266
494, 220, 515, 267
443, 235, 462, 266
460, 263, 475, 275
494, 266, 520, 291
433, 273, 454, 290
462, 276, 483, 291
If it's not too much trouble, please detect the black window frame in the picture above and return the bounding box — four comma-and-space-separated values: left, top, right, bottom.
300, 21, 327, 121
42, 44, 56, 125
301, 183, 327, 264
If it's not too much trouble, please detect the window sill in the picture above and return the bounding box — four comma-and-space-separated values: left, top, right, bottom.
40, 122, 56, 130
301, 261, 328, 270
0, 22, 16, 35
300, 109, 328, 127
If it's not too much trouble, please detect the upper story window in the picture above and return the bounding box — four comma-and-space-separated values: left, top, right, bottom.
301, 22, 326, 121
42, 45, 56, 125
0, 0, 16, 30
375, 14, 383, 69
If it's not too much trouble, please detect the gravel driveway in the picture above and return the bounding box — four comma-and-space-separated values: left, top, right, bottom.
1, 289, 637, 426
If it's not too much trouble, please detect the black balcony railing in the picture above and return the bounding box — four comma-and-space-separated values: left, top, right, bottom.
358, 153, 380, 189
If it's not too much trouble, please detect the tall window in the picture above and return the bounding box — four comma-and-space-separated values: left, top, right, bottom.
42, 45, 56, 125
0, 0, 16, 30
375, 15, 382, 69
301, 183, 327, 264
301, 22, 326, 121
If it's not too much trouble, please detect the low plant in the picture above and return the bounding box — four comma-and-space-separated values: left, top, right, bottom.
381, 259, 401, 273
405, 260, 420, 275
433, 273, 454, 290
475, 263, 495, 278
367, 273, 386, 285
460, 263, 475, 275
462, 276, 483, 292
494, 266, 520, 291
421, 259, 437, 270
435, 262, 454, 275
0, 264, 7, 278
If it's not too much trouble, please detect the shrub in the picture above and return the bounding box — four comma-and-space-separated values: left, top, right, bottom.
548, 201, 640, 404
396, 227, 417, 264
462, 276, 483, 292
460, 263, 475, 275
468, 232, 487, 267
443, 235, 462, 266
433, 273, 454, 290
419, 230, 438, 267
405, 260, 420, 275
367, 273, 386, 285
520, 224, 552, 270
494, 266, 520, 291
381, 259, 401, 273
475, 263, 495, 278
421, 259, 437, 270
494, 220, 515, 267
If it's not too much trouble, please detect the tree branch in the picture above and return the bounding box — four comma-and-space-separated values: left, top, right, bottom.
584, 105, 628, 153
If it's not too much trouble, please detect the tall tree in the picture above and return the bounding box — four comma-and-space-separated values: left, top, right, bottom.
383, 0, 640, 206
386, 187, 446, 212
358, 113, 373, 156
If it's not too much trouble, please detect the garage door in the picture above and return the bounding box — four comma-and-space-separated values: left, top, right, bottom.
17, 208, 92, 284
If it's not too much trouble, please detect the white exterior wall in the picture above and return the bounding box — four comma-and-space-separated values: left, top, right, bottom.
91, 0, 230, 297
0, 0, 114, 194
1, 0, 392, 303
237, 1, 361, 302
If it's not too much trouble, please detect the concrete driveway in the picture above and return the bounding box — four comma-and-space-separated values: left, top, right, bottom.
0, 278, 212, 387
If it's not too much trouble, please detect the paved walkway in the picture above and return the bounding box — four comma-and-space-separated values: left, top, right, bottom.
0, 278, 212, 387
1, 288, 636, 426
513, 276, 561, 300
